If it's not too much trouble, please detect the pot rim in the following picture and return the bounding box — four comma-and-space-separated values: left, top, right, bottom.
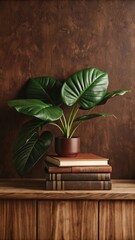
55, 136, 80, 139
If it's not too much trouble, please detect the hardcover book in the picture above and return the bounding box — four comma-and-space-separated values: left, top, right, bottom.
45, 180, 112, 190
45, 153, 109, 167
44, 161, 112, 173
44, 171, 111, 181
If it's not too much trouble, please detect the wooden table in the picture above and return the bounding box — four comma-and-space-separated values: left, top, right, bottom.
0, 179, 135, 240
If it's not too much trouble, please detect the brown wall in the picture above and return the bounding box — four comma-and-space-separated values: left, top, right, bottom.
0, 0, 134, 178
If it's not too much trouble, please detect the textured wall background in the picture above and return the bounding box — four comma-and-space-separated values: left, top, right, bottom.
0, 0, 134, 178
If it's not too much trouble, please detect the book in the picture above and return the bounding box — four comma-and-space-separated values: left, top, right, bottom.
45, 180, 112, 190
44, 161, 112, 173
45, 153, 109, 167
44, 171, 111, 181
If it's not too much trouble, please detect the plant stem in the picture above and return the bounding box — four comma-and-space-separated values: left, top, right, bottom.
49, 123, 65, 135
66, 106, 76, 138
60, 113, 68, 137
68, 104, 76, 127
59, 117, 65, 132
65, 104, 79, 138
62, 113, 67, 129
70, 121, 81, 138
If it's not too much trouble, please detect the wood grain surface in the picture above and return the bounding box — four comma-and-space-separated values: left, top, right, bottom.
0, 200, 36, 240
99, 200, 135, 240
38, 200, 98, 240
0, 179, 134, 239
0, 179, 135, 200
0, 0, 134, 178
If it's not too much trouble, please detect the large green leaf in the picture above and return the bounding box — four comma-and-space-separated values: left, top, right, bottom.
97, 89, 130, 105
75, 113, 115, 121
8, 99, 63, 121
13, 131, 53, 176
13, 118, 47, 152
61, 68, 108, 109
26, 76, 62, 105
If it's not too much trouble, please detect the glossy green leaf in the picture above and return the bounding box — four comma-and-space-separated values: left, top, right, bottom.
75, 113, 115, 121
61, 68, 108, 109
13, 118, 47, 152
26, 76, 62, 105
8, 99, 63, 121
13, 131, 53, 176
97, 89, 130, 105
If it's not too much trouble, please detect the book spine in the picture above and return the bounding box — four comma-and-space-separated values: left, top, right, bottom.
45, 180, 112, 190
45, 165, 112, 173
71, 166, 112, 173
45, 172, 111, 181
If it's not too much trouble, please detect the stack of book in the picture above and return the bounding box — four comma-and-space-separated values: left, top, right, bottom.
44, 153, 112, 190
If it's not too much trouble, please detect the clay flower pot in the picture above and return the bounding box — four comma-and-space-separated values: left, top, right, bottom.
55, 137, 80, 157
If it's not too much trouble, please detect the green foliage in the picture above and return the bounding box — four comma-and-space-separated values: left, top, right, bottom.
26, 76, 62, 105
8, 68, 129, 175
14, 131, 53, 176
8, 99, 63, 121
61, 68, 108, 109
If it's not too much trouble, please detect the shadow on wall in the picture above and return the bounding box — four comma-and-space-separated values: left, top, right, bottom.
0, 82, 28, 177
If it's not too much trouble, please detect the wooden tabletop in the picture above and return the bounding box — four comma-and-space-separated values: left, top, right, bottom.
0, 179, 135, 200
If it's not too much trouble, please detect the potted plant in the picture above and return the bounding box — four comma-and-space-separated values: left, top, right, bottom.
8, 67, 129, 176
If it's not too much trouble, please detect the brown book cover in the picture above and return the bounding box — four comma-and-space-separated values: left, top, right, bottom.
45, 180, 112, 190
45, 153, 109, 167
44, 170, 111, 181
44, 161, 112, 173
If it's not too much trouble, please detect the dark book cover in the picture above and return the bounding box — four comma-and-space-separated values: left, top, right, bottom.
44, 161, 112, 173
44, 171, 111, 181
45, 180, 112, 190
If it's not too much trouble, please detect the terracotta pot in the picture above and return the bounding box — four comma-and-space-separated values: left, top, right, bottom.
55, 137, 80, 157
